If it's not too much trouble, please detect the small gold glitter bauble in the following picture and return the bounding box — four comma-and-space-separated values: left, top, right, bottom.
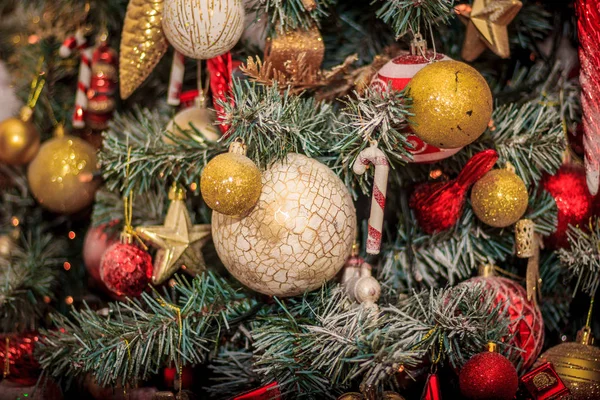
165, 107, 220, 145
265, 26, 325, 73
200, 145, 261, 216
471, 169, 528, 228
162, 0, 245, 60
27, 128, 100, 214
406, 60, 493, 149
212, 153, 357, 297
535, 341, 600, 399
0, 108, 40, 165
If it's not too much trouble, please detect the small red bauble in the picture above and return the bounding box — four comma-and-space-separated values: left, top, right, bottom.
99, 241, 152, 297
459, 351, 518, 400
466, 276, 544, 369
0, 332, 40, 385
83, 223, 119, 284
371, 51, 462, 163
543, 164, 594, 248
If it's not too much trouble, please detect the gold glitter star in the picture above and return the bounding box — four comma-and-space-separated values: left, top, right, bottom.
456, 0, 522, 62
136, 184, 211, 285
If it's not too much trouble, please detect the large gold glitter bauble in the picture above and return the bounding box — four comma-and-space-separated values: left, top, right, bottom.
162, 0, 245, 60
164, 107, 220, 145
0, 107, 40, 165
212, 153, 357, 297
200, 145, 261, 216
406, 60, 493, 149
265, 26, 325, 73
535, 341, 600, 399
27, 128, 100, 214
119, 0, 169, 99
471, 169, 528, 228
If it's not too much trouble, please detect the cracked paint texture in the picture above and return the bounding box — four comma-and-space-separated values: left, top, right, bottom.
212, 153, 357, 297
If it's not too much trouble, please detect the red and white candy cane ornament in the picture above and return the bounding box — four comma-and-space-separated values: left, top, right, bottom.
577, 0, 600, 195
167, 51, 185, 106
371, 50, 462, 164
353, 142, 389, 255
60, 29, 93, 128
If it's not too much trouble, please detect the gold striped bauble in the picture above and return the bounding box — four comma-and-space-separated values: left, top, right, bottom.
535, 341, 600, 399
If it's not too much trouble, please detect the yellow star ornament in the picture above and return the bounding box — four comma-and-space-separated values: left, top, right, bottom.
456, 0, 523, 62
136, 184, 211, 285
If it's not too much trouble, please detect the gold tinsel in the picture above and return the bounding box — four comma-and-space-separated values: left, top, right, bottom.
119, 0, 169, 99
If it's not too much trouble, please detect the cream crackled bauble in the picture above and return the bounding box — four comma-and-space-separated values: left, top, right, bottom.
162, 0, 245, 60
212, 153, 357, 297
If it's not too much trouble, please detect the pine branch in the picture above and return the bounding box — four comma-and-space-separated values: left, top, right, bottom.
206, 349, 260, 398
254, 0, 336, 35
99, 107, 225, 195
445, 101, 565, 187
252, 283, 511, 396
375, 0, 455, 39
0, 230, 63, 333
219, 80, 335, 168
38, 273, 259, 387
382, 208, 514, 289
331, 86, 412, 196
539, 253, 570, 333
557, 219, 600, 296
91, 188, 169, 228
524, 189, 558, 236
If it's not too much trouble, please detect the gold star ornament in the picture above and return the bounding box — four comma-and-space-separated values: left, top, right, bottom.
456, 0, 522, 62
136, 184, 211, 285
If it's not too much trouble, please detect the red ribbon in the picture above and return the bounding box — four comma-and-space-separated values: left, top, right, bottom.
206, 52, 234, 136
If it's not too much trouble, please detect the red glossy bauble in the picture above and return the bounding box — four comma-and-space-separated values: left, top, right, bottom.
99, 242, 152, 297
83, 223, 119, 284
459, 351, 518, 400
163, 365, 194, 390
371, 51, 462, 163
543, 164, 594, 248
0, 332, 40, 385
466, 276, 544, 370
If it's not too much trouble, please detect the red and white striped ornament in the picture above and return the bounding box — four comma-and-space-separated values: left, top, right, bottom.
167, 50, 186, 106
86, 40, 117, 131
353, 142, 389, 255
372, 51, 463, 164
60, 28, 93, 129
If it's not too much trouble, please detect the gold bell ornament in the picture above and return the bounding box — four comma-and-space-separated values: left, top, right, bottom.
27, 124, 100, 214
200, 140, 262, 217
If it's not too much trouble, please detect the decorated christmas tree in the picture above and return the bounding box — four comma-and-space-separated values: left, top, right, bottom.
0, 0, 598, 398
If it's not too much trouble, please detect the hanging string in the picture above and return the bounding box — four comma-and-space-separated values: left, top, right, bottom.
27, 58, 46, 110
586, 295, 595, 329
122, 147, 147, 249
153, 287, 184, 394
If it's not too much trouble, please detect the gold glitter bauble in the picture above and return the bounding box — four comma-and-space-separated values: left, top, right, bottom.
119, 0, 169, 99
265, 26, 325, 73
164, 107, 220, 145
27, 133, 100, 214
471, 169, 528, 228
162, 0, 245, 60
535, 342, 600, 399
200, 152, 261, 216
406, 60, 493, 149
212, 153, 357, 297
0, 112, 40, 165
